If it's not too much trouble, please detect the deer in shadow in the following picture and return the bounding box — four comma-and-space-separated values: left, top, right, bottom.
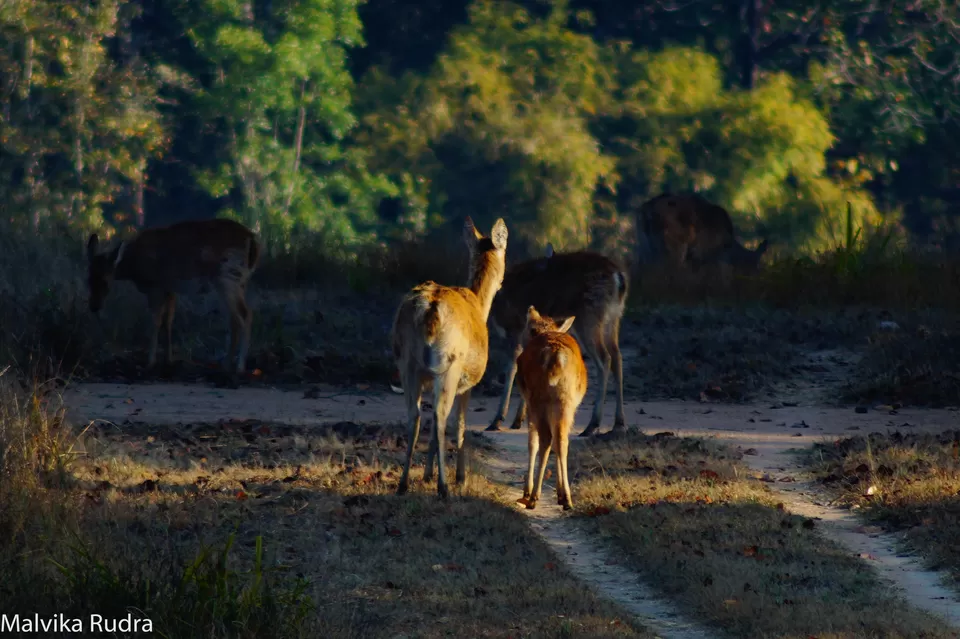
486, 245, 628, 437
636, 193, 768, 274
86, 218, 260, 373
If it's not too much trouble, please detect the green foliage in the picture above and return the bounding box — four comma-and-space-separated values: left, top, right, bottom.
184, 0, 394, 251
358, 0, 616, 253
601, 45, 881, 253
0, 0, 164, 231
3, 0, 960, 257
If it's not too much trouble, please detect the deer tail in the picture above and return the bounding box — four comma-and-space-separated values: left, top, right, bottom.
421, 300, 446, 372
544, 351, 567, 387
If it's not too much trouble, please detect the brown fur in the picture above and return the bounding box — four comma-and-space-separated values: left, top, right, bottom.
86, 218, 260, 372
392, 217, 509, 499
637, 193, 768, 273
516, 307, 587, 511
487, 250, 627, 437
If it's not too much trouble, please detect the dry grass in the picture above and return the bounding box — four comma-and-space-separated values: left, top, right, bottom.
842, 321, 960, 407
0, 384, 649, 638
567, 431, 955, 638
808, 431, 960, 589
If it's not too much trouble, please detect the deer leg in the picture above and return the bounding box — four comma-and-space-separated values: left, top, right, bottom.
164, 293, 176, 365
234, 283, 253, 373
396, 365, 423, 496
487, 341, 522, 431
580, 331, 611, 437
432, 371, 459, 499
145, 290, 166, 369
530, 426, 552, 509
523, 420, 539, 502
217, 281, 246, 373
233, 294, 251, 373
455, 390, 470, 485
556, 417, 573, 510
607, 319, 626, 432
509, 397, 527, 430
424, 429, 437, 483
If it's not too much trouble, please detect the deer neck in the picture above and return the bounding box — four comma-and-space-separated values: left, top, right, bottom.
468, 256, 502, 321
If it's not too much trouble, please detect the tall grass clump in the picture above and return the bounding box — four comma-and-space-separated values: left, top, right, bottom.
0, 377, 315, 638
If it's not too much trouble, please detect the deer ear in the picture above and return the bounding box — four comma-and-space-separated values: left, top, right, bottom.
87, 234, 99, 262
557, 316, 576, 334
755, 239, 769, 256
490, 218, 508, 250
526, 305, 540, 321
463, 216, 482, 246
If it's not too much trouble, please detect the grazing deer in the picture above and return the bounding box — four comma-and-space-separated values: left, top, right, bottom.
486, 248, 628, 437
516, 306, 587, 511
636, 193, 768, 272
86, 218, 260, 372
392, 217, 508, 499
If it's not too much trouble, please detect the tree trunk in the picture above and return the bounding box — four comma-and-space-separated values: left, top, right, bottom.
135, 157, 146, 227
283, 79, 307, 217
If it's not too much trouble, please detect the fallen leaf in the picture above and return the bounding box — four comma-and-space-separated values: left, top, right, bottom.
544, 562, 556, 571
235, 490, 248, 501
699, 469, 719, 480
743, 545, 758, 557
386, 527, 403, 537
252, 368, 263, 377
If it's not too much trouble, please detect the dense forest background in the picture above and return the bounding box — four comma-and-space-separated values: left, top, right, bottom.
2, 0, 959, 262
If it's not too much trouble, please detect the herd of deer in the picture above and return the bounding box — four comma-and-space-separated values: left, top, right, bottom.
85, 194, 769, 510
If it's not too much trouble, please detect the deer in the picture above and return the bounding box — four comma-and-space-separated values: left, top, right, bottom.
392, 216, 508, 499
636, 193, 768, 273
86, 218, 261, 373
485, 246, 628, 438
515, 306, 587, 511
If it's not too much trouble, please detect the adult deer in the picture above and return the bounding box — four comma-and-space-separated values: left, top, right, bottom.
516, 306, 587, 511
636, 193, 768, 272
86, 218, 260, 372
392, 217, 508, 499
486, 246, 628, 437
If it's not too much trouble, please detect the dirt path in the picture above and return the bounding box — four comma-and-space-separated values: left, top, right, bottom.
64, 382, 960, 632
481, 429, 719, 639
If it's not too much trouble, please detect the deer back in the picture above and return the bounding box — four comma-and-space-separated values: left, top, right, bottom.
491, 252, 628, 339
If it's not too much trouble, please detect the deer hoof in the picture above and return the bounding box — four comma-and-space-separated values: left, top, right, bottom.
485, 416, 504, 432
578, 423, 599, 437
